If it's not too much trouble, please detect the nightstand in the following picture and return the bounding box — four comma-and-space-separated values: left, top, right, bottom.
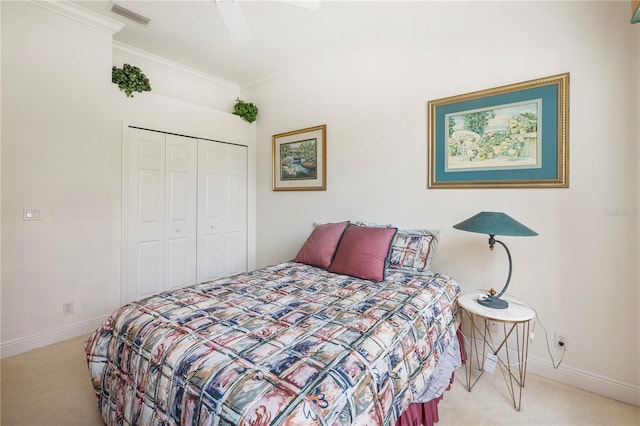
458, 291, 535, 411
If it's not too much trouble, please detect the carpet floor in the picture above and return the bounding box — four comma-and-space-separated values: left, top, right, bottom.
1, 335, 638, 426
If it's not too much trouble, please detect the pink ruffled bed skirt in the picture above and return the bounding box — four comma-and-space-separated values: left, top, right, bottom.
395, 390, 448, 426
395, 330, 466, 426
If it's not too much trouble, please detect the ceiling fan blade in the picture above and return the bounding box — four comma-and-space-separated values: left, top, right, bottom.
214, 0, 252, 42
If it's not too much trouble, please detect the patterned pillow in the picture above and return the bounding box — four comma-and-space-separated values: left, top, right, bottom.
329, 225, 397, 282
352, 220, 393, 228
387, 229, 440, 273
294, 221, 349, 268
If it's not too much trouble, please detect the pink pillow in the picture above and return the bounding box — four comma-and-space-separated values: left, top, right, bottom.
329, 225, 397, 281
294, 221, 349, 268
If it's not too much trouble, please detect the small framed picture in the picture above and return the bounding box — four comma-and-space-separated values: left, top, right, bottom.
273, 125, 326, 191
428, 73, 569, 188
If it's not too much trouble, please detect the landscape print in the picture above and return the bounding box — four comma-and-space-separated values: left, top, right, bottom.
446, 100, 541, 171
280, 138, 318, 180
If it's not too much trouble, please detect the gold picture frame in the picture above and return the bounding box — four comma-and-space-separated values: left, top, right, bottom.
273, 125, 327, 191
428, 73, 569, 189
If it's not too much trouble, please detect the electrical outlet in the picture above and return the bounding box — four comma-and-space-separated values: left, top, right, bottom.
488, 320, 500, 333
63, 301, 74, 316
555, 332, 568, 350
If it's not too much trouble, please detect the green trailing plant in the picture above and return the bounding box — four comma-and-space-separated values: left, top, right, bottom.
233, 98, 259, 123
112, 63, 151, 98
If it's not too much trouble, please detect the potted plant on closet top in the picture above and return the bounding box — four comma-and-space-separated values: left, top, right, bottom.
112, 63, 151, 98
233, 98, 259, 123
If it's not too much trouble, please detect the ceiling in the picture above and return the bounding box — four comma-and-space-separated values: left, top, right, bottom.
72, 1, 416, 88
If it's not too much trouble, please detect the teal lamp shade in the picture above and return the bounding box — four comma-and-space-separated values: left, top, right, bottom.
453, 212, 538, 237
453, 212, 537, 309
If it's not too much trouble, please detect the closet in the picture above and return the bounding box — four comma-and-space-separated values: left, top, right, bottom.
123, 127, 248, 304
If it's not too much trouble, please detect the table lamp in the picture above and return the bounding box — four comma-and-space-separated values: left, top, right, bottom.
453, 212, 538, 309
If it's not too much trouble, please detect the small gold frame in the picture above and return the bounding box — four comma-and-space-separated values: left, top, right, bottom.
273, 125, 327, 191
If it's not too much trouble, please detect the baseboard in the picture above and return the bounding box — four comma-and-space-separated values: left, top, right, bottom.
0, 316, 107, 359
463, 334, 640, 407
526, 353, 640, 407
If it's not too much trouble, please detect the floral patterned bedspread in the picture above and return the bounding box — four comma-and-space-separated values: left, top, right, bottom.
85, 262, 460, 426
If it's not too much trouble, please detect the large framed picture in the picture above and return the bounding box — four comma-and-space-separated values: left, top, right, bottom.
428, 73, 569, 188
273, 124, 326, 191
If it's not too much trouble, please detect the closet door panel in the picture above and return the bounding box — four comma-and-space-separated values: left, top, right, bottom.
125, 128, 166, 302
225, 232, 243, 275
204, 174, 223, 220
198, 141, 225, 282
197, 140, 247, 283
165, 135, 197, 289
203, 233, 224, 280
137, 241, 162, 297
224, 147, 247, 276
138, 171, 162, 223
167, 237, 189, 288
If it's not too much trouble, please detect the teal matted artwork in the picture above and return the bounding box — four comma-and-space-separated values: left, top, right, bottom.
428, 73, 569, 188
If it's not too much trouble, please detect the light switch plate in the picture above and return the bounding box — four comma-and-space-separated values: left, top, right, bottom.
24, 208, 43, 221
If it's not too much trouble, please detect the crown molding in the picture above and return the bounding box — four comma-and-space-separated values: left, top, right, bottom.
29, 1, 124, 34
113, 41, 239, 92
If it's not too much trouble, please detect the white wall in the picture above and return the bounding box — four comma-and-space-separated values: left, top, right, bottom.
0, 1, 256, 356
244, 2, 639, 405
1, 0, 638, 408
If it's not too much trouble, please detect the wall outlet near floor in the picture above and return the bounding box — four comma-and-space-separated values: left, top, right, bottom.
555, 331, 568, 350
63, 301, 74, 316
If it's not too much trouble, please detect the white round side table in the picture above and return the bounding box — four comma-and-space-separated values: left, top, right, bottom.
458, 291, 535, 411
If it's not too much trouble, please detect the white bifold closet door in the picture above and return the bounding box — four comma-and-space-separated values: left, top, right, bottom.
123, 127, 247, 304
124, 128, 198, 303
197, 140, 247, 283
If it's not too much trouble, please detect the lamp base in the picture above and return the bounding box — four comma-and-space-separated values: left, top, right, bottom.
477, 295, 509, 309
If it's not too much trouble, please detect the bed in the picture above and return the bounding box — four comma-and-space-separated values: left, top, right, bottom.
85, 222, 462, 426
